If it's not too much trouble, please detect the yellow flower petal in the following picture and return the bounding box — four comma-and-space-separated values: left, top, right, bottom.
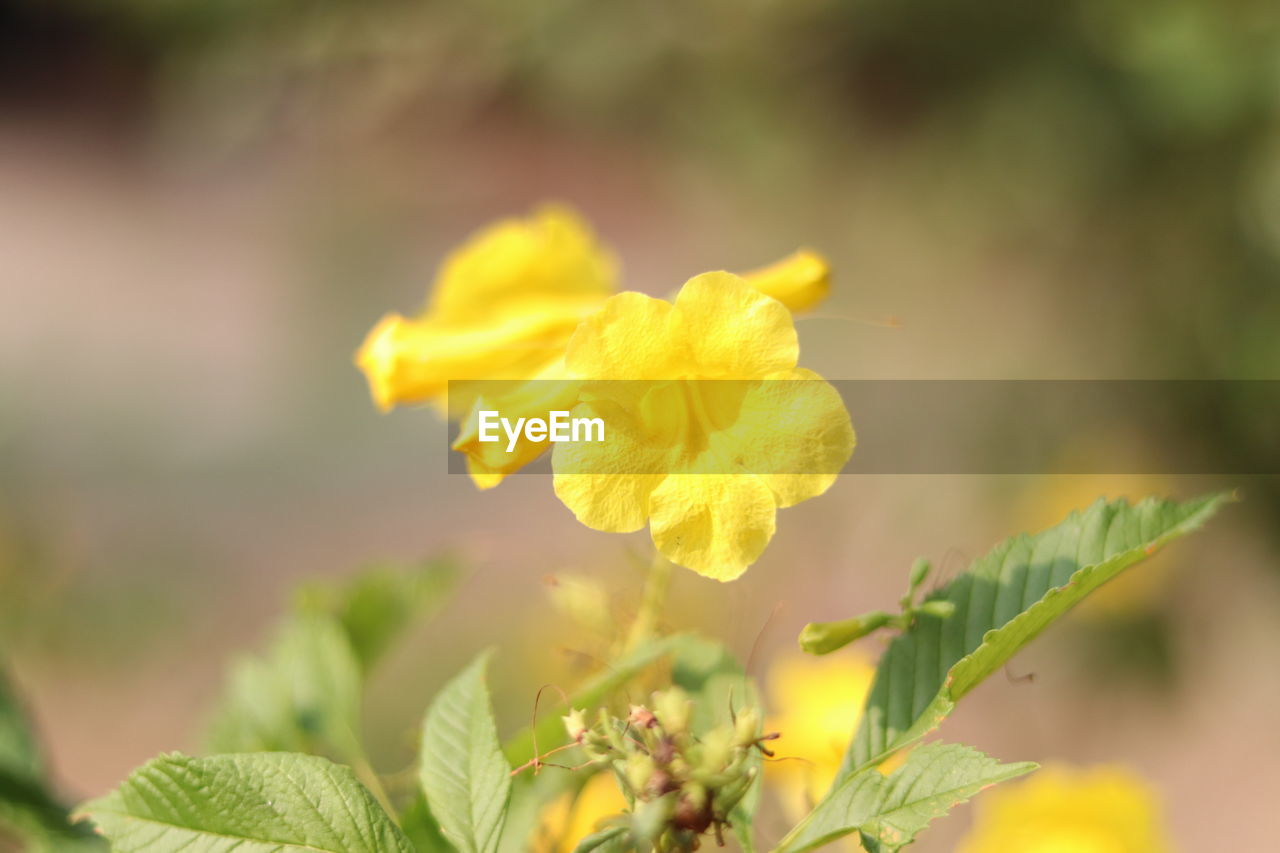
552, 396, 670, 532
431, 205, 617, 323
957, 765, 1173, 853
356, 205, 617, 413
741, 249, 831, 313
647, 473, 777, 581
564, 292, 685, 380
356, 304, 593, 411
724, 369, 855, 508
451, 371, 582, 489
672, 272, 798, 378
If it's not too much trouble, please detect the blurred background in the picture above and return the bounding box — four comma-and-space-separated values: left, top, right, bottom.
1, 0, 1278, 849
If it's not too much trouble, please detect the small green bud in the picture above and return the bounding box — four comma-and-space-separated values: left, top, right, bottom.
908, 557, 931, 591
732, 707, 760, 748
652, 687, 692, 735
799, 611, 893, 655
625, 753, 657, 796
693, 728, 734, 776
917, 599, 956, 619
713, 766, 757, 814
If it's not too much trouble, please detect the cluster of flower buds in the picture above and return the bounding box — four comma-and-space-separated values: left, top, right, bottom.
562, 688, 777, 851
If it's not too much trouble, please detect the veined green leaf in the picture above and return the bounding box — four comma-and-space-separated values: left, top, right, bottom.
843, 493, 1230, 779
420, 650, 511, 853
77, 752, 412, 852
777, 744, 1035, 852
296, 557, 460, 672
206, 612, 363, 760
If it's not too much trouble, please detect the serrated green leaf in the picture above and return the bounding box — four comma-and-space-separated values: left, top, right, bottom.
842, 493, 1229, 778
296, 558, 460, 672
420, 650, 511, 853
206, 612, 363, 760
77, 752, 413, 852
777, 744, 1035, 852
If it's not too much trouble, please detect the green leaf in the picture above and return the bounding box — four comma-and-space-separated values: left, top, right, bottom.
296, 557, 460, 672
420, 650, 511, 853
0, 666, 41, 783
0, 663, 104, 851
839, 493, 1229, 779
206, 612, 363, 759
777, 744, 1036, 852
77, 752, 413, 852
572, 825, 631, 852
400, 790, 457, 853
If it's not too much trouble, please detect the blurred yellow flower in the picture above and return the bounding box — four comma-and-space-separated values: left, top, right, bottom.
551, 272, 854, 579
357, 204, 836, 489
532, 771, 628, 853
957, 765, 1173, 853
765, 652, 877, 815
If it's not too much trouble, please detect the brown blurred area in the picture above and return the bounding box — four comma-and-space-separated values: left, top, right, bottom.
1, 1, 1278, 849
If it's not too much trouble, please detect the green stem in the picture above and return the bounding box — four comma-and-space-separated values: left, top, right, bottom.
627, 551, 673, 651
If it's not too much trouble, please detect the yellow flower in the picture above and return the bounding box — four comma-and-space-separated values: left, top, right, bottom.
356, 203, 835, 490
764, 652, 877, 814
551, 272, 854, 579
532, 772, 628, 852
356, 205, 616, 415
740, 249, 830, 313
957, 765, 1173, 853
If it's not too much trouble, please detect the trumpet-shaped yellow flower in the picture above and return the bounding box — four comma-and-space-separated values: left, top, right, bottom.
764, 653, 877, 815
356, 204, 836, 490
551, 273, 853, 579
957, 765, 1173, 853
356, 205, 616, 414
